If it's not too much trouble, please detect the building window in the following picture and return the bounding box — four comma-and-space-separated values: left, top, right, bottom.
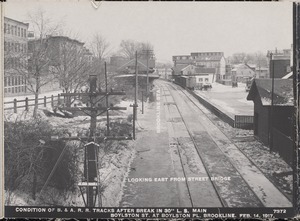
15, 26, 17, 35
15, 76, 18, 85
18, 27, 20, 36
15, 43, 17, 52
11, 76, 14, 86
199, 78, 203, 82
4, 23, 7, 33
4, 88, 7, 93
7, 24, 10, 34
4, 41, 7, 52
24, 29, 27, 38
8, 88, 11, 93
4, 77, 7, 87
205, 78, 209, 82
18, 76, 21, 85
12, 87, 14, 93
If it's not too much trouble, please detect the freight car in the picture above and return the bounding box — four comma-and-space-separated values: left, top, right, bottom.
174, 76, 196, 90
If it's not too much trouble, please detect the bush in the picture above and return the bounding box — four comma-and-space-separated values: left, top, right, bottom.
4, 118, 79, 203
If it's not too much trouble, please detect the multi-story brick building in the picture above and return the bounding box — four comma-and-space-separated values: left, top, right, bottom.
28, 35, 91, 92
4, 17, 29, 96
267, 48, 292, 78
172, 52, 226, 82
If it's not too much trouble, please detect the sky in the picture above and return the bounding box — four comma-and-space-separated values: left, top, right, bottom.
4, 0, 293, 63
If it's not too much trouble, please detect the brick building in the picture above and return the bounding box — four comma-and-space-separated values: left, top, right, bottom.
172, 52, 226, 82
28, 36, 91, 92
267, 49, 292, 78
4, 17, 29, 96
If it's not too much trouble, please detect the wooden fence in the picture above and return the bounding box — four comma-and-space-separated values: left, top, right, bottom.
234, 115, 254, 130
4, 94, 61, 113
273, 128, 293, 166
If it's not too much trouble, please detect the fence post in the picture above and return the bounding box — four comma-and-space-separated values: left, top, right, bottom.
44, 96, 47, 107
58, 94, 61, 105
25, 97, 28, 111
13, 99, 17, 113
51, 95, 54, 108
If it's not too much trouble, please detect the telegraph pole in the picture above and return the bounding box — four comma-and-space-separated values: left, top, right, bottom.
270, 52, 274, 151
52, 73, 132, 207
146, 50, 149, 96
105, 63, 110, 136
133, 51, 138, 139
142, 49, 153, 97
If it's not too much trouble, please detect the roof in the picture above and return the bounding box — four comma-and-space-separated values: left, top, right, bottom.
48, 36, 85, 45
255, 67, 269, 71
171, 64, 189, 74
282, 72, 293, 79
195, 67, 215, 74
118, 58, 147, 70
194, 55, 223, 61
247, 79, 293, 106
4, 16, 29, 26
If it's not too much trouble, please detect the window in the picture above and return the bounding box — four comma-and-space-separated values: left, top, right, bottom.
4, 23, 6, 33
8, 88, 11, 93
11, 76, 14, 86
12, 87, 14, 93
15, 43, 17, 52
18, 27, 20, 36
4, 41, 7, 52
18, 76, 21, 85
7, 24, 10, 34
199, 78, 203, 82
4, 77, 7, 87
4, 88, 7, 93
24, 29, 27, 38
11, 42, 14, 52
15, 26, 17, 35
15, 76, 17, 86
205, 78, 209, 82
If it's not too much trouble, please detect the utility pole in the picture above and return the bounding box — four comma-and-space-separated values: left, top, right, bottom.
142, 49, 153, 97
131, 51, 138, 140
269, 52, 274, 151
51, 70, 132, 207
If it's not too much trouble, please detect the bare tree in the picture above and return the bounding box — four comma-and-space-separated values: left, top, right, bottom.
118, 39, 139, 59
90, 33, 110, 62
229, 52, 248, 64
51, 37, 92, 106
7, 9, 64, 118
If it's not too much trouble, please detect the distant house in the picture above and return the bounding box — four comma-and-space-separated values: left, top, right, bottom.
231, 63, 256, 83
247, 79, 294, 165
172, 52, 226, 82
255, 67, 269, 78
171, 64, 190, 76
194, 67, 215, 86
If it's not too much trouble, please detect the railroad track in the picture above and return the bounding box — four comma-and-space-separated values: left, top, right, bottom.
156, 80, 292, 207
160, 84, 225, 207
